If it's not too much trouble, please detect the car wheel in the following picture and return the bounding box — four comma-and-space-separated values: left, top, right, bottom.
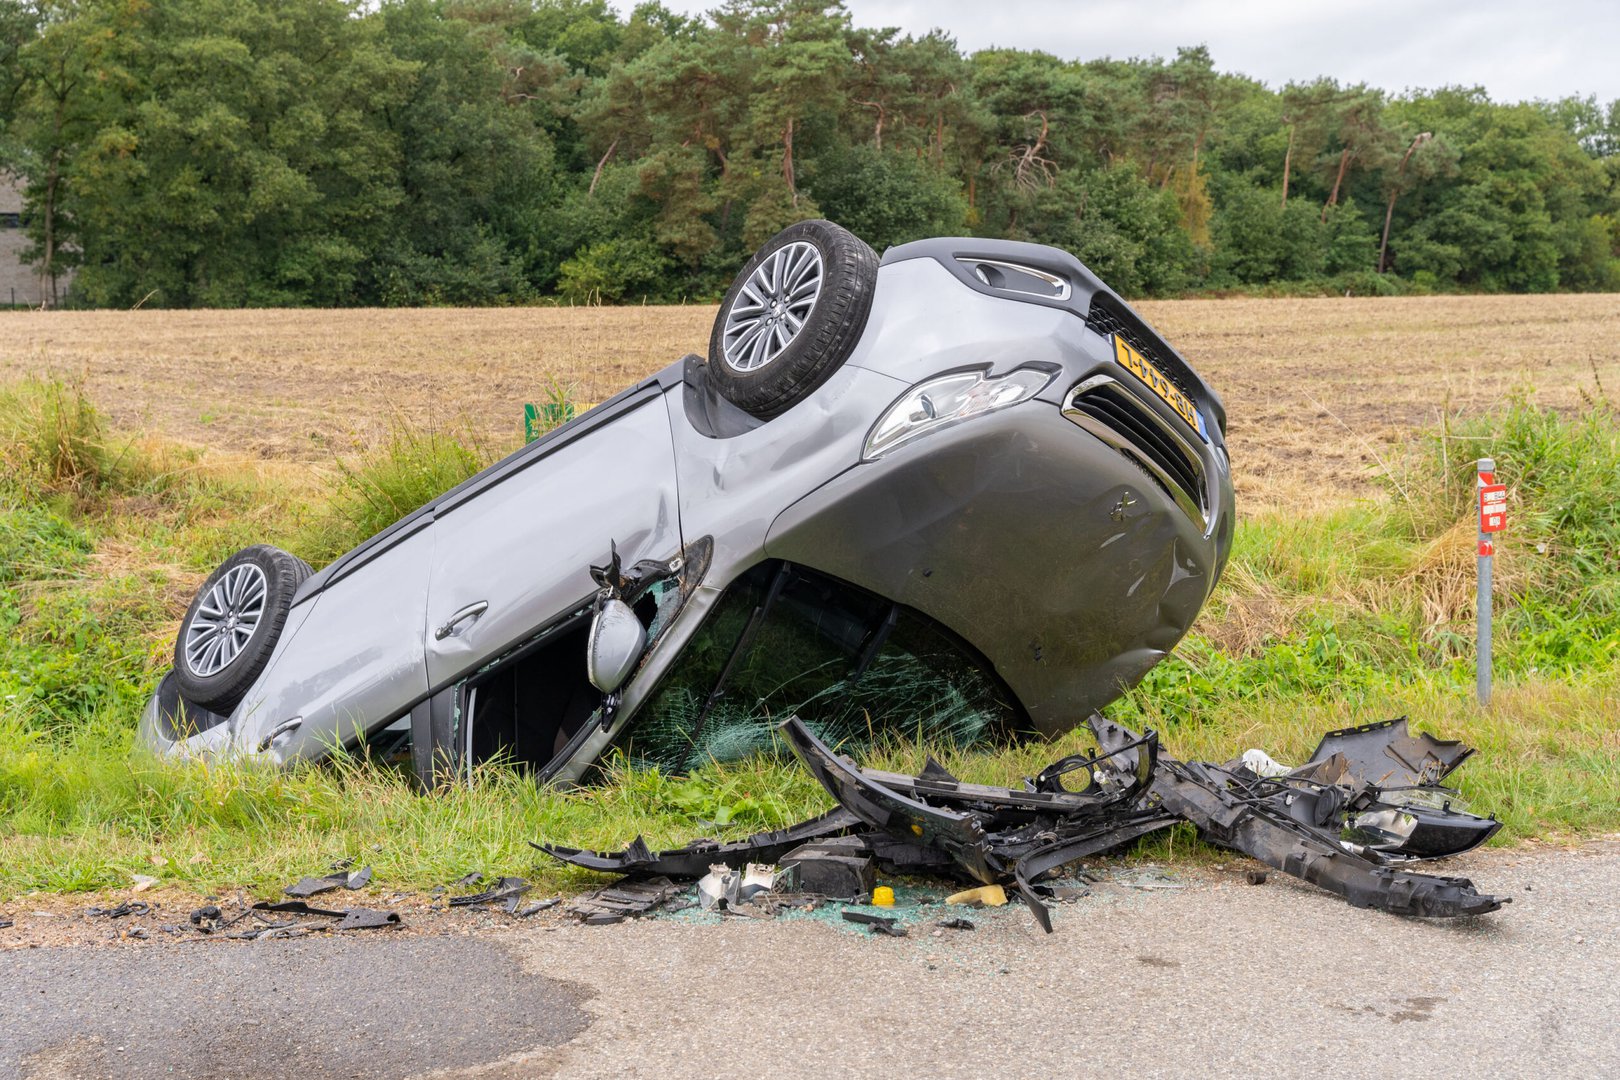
708, 219, 879, 419
173, 544, 312, 715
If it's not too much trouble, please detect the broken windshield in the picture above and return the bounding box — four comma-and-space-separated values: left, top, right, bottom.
618, 561, 1020, 773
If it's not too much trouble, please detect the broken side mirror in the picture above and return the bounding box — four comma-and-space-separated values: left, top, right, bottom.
587, 597, 647, 696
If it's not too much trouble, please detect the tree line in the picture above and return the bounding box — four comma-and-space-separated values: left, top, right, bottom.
1, 0, 1616, 308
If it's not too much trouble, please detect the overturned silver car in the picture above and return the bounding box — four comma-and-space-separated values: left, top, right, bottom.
140, 221, 1235, 783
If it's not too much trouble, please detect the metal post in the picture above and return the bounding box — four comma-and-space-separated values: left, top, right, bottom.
1476, 457, 1495, 706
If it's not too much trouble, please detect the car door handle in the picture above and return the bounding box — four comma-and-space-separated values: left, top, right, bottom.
435, 601, 488, 640
257, 717, 302, 752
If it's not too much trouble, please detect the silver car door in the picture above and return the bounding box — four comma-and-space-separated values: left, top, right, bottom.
424, 393, 681, 690
233, 519, 435, 765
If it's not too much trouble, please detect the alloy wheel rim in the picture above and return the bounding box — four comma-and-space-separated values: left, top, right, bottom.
182, 563, 268, 677
720, 241, 824, 373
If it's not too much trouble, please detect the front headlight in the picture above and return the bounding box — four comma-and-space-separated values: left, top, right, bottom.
863, 367, 1054, 460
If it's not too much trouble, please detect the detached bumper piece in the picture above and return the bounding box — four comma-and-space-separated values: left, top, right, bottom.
792, 713, 1507, 929
537, 714, 1505, 932
779, 716, 1175, 931
1090, 723, 1503, 922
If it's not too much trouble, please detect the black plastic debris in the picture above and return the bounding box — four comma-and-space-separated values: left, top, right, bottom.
566, 877, 680, 924
534, 810, 861, 879
87, 901, 151, 919
189, 905, 224, 933
842, 911, 907, 937
936, 917, 976, 930
336, 908, 400, 930
0, 918, 13, 930
1246, 718, 1503, 861
535, 712, 1508, 935
285, 865, 373, 898
294, 874, 346, 898
514, 896, 562, 918
780, 836, 876, 900
778, 716, 1177, 932
228, 899, 405, 936
284, 874, 342, 898
449, 876, 531, 909
1091, 717, 1505, 922
1301, 716, 1475, 788
782, 713, 1506, 932
253, 900, 349, 918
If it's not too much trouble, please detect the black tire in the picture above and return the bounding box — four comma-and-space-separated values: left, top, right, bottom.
709, 219, 879, 419
173, 544, 312, 715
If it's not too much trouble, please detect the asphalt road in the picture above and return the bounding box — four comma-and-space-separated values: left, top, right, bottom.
4, 843, 1616, 1079
1, 936, 591, 1079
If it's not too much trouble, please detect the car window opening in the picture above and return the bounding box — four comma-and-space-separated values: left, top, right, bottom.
615, 561, 1021, 775
462, 616, 599, 774
456, 574, 688, 777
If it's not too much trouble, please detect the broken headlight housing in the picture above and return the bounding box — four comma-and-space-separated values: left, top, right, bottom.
864, 367, 1053, 460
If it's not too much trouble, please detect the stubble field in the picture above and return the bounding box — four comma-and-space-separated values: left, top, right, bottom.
3, 293, 1616, 514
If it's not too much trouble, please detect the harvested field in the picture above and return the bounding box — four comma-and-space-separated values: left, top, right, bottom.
2, 294, 1616, 513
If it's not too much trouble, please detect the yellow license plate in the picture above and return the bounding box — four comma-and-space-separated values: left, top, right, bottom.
1113, 336, 1206, 439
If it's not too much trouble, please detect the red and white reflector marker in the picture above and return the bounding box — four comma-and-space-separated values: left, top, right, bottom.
1479, 481, 1507, 534
1476, 460, 1501, 706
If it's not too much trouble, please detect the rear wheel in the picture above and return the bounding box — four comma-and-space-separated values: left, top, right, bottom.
708, 219, 878, 419
173, 544, 311, 714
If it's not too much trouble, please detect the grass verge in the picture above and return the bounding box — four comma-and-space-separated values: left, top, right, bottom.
1, 379, 1616, 899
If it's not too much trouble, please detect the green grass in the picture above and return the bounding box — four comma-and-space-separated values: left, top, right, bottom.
0, 378, 117, 498
301, 418, 491, 565
1, 378, 1617, 900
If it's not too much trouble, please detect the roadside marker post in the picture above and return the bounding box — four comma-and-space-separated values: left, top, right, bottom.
1477, 458, 1506, 705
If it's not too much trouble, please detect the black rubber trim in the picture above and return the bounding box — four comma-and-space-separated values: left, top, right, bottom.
681, 352, 768, 439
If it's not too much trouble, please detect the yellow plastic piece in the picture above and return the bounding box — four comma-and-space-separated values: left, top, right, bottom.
945, 884, 1008, 907
871, 886, 896, 907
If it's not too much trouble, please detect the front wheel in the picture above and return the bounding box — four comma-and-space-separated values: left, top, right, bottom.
173, 544, 311, 714
708, 219, 878, 419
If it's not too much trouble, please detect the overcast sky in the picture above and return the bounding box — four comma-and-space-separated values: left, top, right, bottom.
649, 0, 1620, 104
